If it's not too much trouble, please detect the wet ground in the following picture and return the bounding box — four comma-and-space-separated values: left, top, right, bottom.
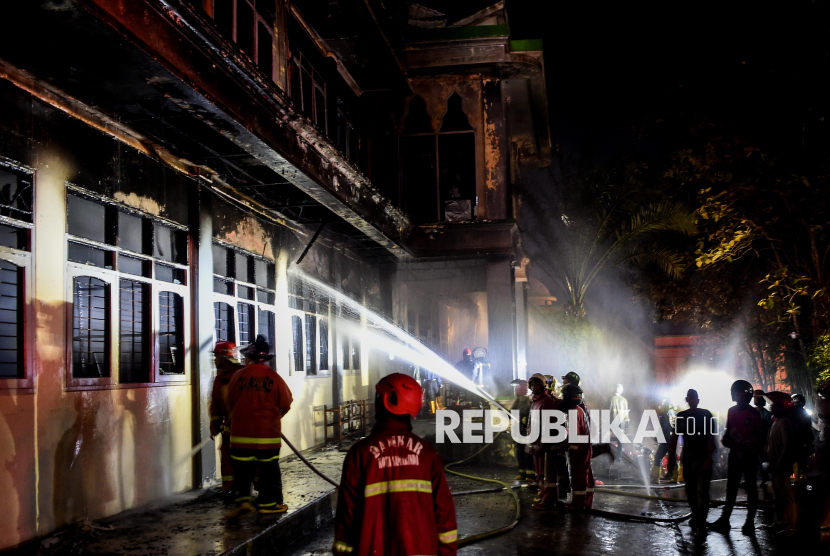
288, 464, 830, 556
11, 447, 346, 556
12, 438, 829, 555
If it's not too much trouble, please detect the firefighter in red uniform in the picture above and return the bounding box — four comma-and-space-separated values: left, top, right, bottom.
526, 373, 561, 510
227, 335, 293, 514
562, 383, 595, 510
333, 373, 457, 556
209, 341, 244, 493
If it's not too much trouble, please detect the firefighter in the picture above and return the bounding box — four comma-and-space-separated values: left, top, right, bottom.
456, 348, 475, 381
765, 391, 799, 536
610, 383, 629, 462
666, 389, 715, 535
806, 378, 830, 536
562, 383, 594, 510
792, 393, 816, 481
510, 379, 534, 482
333, 373, 457, 556
754, 389, 773, 486
711, 380, 763, 534
209, 341, 244, 493
652, 399, 674, 483
227, 335, 293, 515
526, 373, 561, 510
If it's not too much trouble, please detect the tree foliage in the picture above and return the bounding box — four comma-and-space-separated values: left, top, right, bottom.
520, 153, 696, 317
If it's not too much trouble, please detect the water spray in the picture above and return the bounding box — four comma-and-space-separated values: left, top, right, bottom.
290, 268, 519, 425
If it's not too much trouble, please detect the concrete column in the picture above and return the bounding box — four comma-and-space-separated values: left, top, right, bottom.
515, 280, 529, 380
486, 257, 516, 395
190, 184, 216, 488
482, 76, 509, 220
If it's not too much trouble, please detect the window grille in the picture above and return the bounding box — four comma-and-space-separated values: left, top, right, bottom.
305, 314, 317, 374
291, 315, 303, 373
214, 302, 235, 343
72, 276, 109, 378
119, 279, 149, 383
159, 291, 184, 374
0, 261, 22, 378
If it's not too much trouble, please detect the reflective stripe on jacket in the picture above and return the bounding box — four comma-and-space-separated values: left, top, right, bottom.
333, 418, 458, 556
227, 363, 293, 450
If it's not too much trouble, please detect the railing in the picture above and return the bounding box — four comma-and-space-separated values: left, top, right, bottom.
323, 399, 372, 446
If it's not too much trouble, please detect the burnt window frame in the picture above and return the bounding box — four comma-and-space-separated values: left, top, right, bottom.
0, 157, 34, 393
287, 49, 327, 134
202, 0, 278, 83
211, 240, 278, 367
65, 184, 191, 391
398, 93, 478, 224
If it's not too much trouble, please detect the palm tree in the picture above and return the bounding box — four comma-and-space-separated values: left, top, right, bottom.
519, 153, 696, 317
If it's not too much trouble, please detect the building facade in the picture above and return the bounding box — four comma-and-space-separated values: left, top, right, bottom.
0, 0, 549, 548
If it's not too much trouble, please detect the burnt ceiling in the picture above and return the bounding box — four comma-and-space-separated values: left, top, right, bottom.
0, 0, 398, 260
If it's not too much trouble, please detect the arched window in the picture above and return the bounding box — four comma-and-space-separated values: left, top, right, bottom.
400, 93, 476, 223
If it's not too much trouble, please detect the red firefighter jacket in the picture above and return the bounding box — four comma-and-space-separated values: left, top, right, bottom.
209, 364, 243, 433
566, 404, 593, 459
526, 391, 560, 454
227, 363, 293, 450
333, 417, 458, 556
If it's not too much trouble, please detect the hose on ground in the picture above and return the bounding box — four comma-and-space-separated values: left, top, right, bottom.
443, 431, 522, 546
280, 434, 341, 488
595, 486, 777, 508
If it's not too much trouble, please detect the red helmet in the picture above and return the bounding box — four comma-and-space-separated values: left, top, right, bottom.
377, 373, 423, 418
463, 348, 473, 356
214, 341, 237, 357
764, 391, 793, 413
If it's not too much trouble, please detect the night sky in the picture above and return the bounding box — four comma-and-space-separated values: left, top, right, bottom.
504, 0, 830, 159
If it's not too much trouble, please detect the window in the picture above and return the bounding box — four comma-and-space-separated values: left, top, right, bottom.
288, 49, 326, 133
66, 187, 190, 388
340, 335, 361, 375
334, 107, 364, 169
119, 279, 149, 383
341, 335, 350, 372
72, 276, 109, 379
159, 291, 184, 374
214, 302, 235, 342
291, 315, 303, 373
0, 158, 34, 391
208, 0, 277, 81
258, 309, 275, 349
351, 339, 361, 372
319, 317, 329, 371
211, 242, 277, 360
304, 314, 317, 374
400, 93, 476, 224
237, 302, 255, 346
287, 276, 330, 377
0, 261, 22, 379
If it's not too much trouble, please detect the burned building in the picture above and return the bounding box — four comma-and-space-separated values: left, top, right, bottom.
0, 0, 549, 548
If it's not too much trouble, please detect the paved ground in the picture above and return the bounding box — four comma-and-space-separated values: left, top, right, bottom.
287, 464, 830, 556
12, 446, 346, 556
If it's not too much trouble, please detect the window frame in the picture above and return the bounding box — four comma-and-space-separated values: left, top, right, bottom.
287, 49, 327, 133
399, 94, 478, 223
64, 186, 191, 391
286, 297, 331, 379
0, 157, 35, 393
203, 0, 277, 82
211, 241, 278, 365
0, 246, 34, 393
339, 334, 361, 376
